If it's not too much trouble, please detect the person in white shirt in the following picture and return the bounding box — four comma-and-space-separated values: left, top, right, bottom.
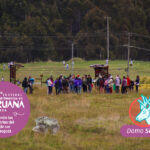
106, 59, 109, 65
63, 61, 66, 68
115, 75, 121, 93
46, 77, 53, 95
130, 59, 133, 66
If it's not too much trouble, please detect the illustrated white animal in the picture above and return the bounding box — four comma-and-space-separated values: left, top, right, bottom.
136, 95, 150, 125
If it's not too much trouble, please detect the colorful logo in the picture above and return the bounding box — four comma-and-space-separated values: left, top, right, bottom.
129, 95, 150, 127
0, 82, 30, 138
121, 95, 150, 137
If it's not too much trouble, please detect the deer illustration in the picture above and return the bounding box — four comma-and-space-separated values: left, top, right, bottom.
136, 95, 150, 125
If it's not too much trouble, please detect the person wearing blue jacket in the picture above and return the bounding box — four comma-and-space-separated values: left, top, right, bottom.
55, 78, 60, 95
74, 77, 78, 93
74, 75, 82, 94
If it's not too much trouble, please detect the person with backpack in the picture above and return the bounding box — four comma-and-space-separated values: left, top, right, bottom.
22, 77, 28, 93
28, 76, 34, 94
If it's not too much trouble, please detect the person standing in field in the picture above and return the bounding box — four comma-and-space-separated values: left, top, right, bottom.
47, 77, 53, 95
55, 77, 62, 95
74, 76, 78, 93
130, 80, 134, 91
50, 76, 54, 94
77, 75, 82, 94
108, 75, 113, 94
66, 64, 69, 70
104, 78, 109, 93
87, 75, 92, 93
54, 78, 59, 95
62, 77, 69, 93
63, 61, 66, 68
82, 75, 87, 93
69, 75, 75, 93
28, 76, 34, 94
121, 76, 127, 94
135, 75, 140, 92
115, 75, 121, 93
130, 59, 133, 66
126, 75, 131, 92
106, 59, 109, 65
22, 77, 28, 93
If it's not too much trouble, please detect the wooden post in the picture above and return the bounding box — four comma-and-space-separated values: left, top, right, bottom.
127, 33, 130, 76
10, 64, 24, 84
10, 65, 16, 84
40, 74, 43, 87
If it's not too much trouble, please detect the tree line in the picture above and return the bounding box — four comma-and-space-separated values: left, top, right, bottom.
0, 0, 150, 62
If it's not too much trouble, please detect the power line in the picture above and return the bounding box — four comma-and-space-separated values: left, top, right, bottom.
0, 31, 106, 38
0, 47, 107, 51
1, 31, 150, 39
121, 45, 150, 52
130, 46, 150, 52
131, 32, 150, 39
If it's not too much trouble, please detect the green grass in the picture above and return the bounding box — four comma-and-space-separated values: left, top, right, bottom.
1, 87, 150, 150
0, 59, 150, 150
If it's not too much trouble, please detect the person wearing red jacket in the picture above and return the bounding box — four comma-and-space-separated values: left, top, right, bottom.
126, 75, 131, 92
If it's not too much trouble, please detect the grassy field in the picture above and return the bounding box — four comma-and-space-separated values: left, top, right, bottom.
0, 58, 150, 83
0, 59, 150, 150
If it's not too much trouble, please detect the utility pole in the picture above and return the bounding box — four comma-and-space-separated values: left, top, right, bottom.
105, 17, 111, 61
71, 43, 74, 74
127, 32, 130, 76
121, 32, 150, 73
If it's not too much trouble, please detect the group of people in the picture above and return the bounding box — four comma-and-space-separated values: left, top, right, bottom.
96, 74, 140, 94
45, 74, 140, 95
46, 74, 93, 95
21, 73, 140, 95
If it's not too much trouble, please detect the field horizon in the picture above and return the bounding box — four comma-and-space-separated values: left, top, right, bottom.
0, 59, 150, 83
